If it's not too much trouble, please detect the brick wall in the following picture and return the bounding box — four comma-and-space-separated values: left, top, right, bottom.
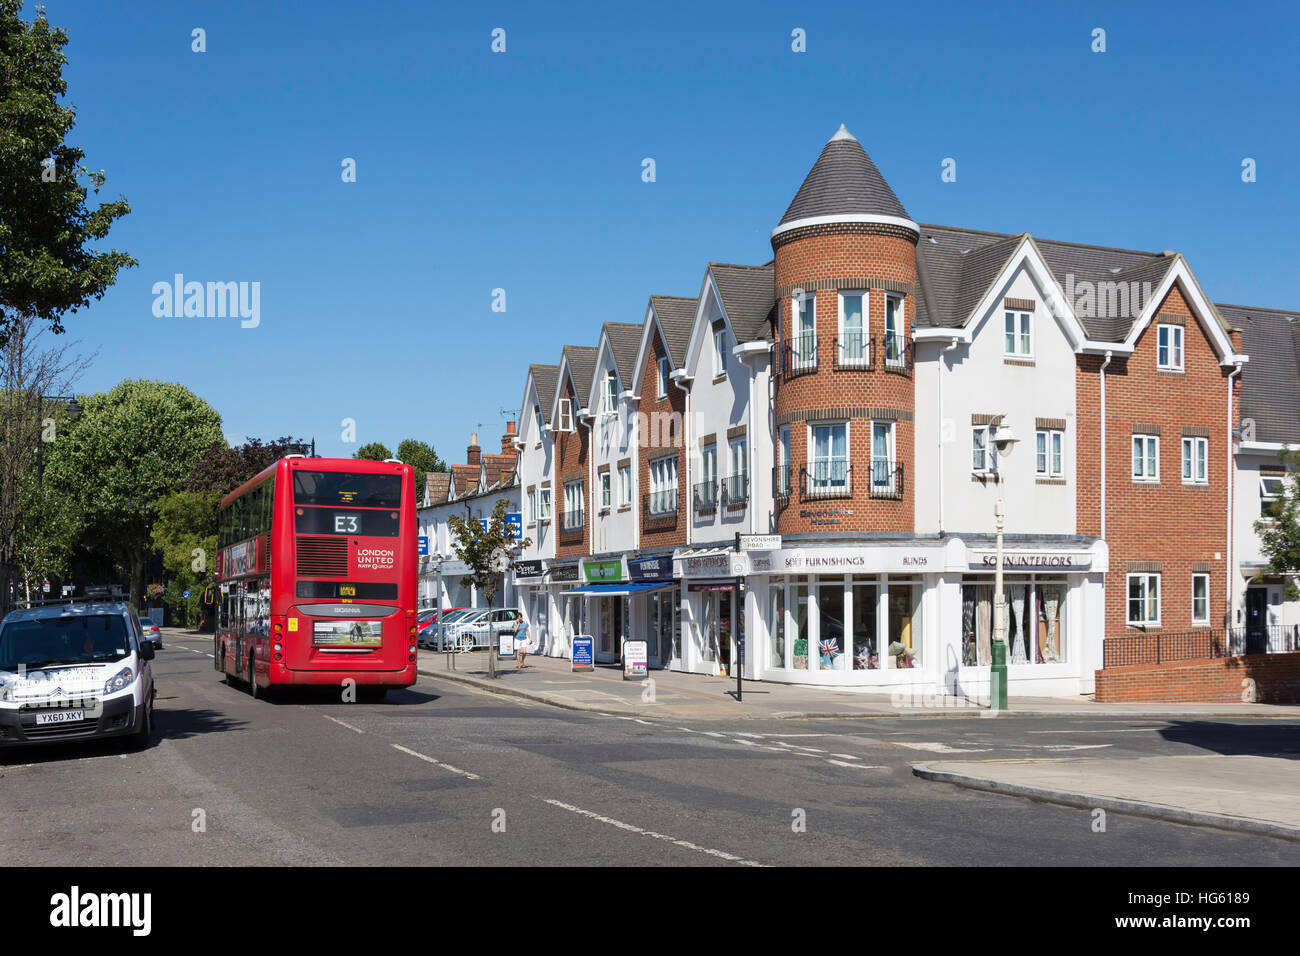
638, 327, 686, 549
1095, 652, 1300, 703
554, 375, 589, 558
773, 230, 917, 536
1076, 284, 1239, 637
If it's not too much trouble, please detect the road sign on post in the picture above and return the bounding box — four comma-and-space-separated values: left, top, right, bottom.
505, 513, 522, 539
417, 535, 429, 556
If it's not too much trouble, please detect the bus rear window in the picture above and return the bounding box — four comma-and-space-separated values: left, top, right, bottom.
293, 472, 402, 508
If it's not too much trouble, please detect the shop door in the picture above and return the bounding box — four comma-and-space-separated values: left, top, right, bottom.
1245, 588, 1268, 655
717, 591, 732, 675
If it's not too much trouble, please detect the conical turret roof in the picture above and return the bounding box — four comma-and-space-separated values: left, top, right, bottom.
776, 124, 912, 229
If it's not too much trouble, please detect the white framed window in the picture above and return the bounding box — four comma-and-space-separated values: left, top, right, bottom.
538, 488, 552, 522
564, 479, 584, 527
700, 444, 717, 483
599, 471, 611, 510
1127, 573, 1160, 626
792, 292, 816, 370
533, 404, 544, 437
1192, 573, 1210, 625
649, 455, 678, 515
557, 398, 573, 433
1157, 324, 1184, 370
618, 464, 631, 507
1036, 429, 1064, 477
1004, 310, 1032, 356
1132, 434, 1159, 481
603, 370, 618, 415
1260, 474, 1284, 518
527, 488, 537, 524
656, 355, 670, 399
778, 425, 791, 495
713, 325, 728, 378
884, 293, 905, 366
838, 291, 868, 366
809, 422, 848, 492
871, 421, 895, 492
972, 426, 998, 474
1181, 436, 1208, 484
727, 437, 748, 503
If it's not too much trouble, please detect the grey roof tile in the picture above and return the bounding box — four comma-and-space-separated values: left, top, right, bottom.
601, 322, 643, 387
1219, 303, 1300, 445
562, 345, 599, 403
779, 125, 911, 226
528, 364, 559, 424
649, 295, 696, 366
710, 262, 776, 343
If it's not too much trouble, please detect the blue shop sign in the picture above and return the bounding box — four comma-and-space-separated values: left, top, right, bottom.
627, 555, 676, 582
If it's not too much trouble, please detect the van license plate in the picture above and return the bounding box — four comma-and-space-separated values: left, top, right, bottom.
35, 710, 85, 725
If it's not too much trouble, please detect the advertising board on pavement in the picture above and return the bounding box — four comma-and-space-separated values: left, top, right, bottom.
571, 635, 594, 672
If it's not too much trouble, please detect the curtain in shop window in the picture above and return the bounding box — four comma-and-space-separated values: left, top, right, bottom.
1009, 586, 1028, 664
1039, 585, 1062, 663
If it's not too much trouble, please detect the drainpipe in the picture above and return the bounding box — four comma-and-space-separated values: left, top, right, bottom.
938, 337, 959, 536
1099, 351, 1112, 541
671, 370, 693, 547
1227, 360, 1244, 627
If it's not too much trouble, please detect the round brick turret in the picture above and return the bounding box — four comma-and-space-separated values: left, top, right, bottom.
771, 125, 919, 536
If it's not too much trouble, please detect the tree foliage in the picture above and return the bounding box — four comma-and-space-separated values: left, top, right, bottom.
44, 380, 222, 610
1256, 449, 1300, 600
184, 435, 309, 497
395, 438, 447, 496
353, 442, 392, 462
446, 497, 530, 606
0, 0, 135, 348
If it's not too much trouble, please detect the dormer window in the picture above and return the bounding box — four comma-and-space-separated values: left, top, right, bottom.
1004, 310, 1031, 357
533, 404, 543, 437
657, 355, 670, 399
604, 370, 618, 415
558, 398, 573, 432
714, 325, 728, 378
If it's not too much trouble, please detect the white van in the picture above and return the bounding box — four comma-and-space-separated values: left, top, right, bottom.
0, 602, 156, 750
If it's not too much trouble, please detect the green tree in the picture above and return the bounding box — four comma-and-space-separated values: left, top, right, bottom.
447, 497, 530, 678
0, 0, 134, 349
353, 442, 392, 461
1256, 449, 1300, 600
44, 380, 223, 611
395, 438, 447, 496
151, 490, 217, 627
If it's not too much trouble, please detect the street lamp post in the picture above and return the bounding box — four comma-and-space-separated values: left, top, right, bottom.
487, 547, 511, 679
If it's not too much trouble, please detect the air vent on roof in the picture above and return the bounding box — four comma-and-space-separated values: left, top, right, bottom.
1108, 267, 1122, 274
959, 248, 972, 255
926, 236, 938, 244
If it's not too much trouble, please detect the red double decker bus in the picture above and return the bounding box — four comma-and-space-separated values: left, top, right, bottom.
214, 456, 418, 698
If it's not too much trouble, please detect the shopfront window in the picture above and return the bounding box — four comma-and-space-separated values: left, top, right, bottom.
962, 576, 1067, 665
818, 580, 846, 670
852, 580, 879, 669
792, 580, 810, 670
701, 593, 716, 662
887, 582, 917, 669
769, 586, 786, 668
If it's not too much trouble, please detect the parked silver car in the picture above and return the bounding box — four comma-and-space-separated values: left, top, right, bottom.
438, 608, 518, 652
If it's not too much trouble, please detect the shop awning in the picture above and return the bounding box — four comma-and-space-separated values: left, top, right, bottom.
561, 582, 676, 597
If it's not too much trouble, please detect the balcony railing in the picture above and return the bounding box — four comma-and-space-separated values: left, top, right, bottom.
773, 465, 792, 508
723, 474, 748, 506
869, 461, 904, 500
878, 334, 913, 374
781, 334, 818, 377
833, 332, 872, 370
801, 460, 852, 500
1103, 625, 1300, 668
643, 489, 679, 522
693, 479, 717, 513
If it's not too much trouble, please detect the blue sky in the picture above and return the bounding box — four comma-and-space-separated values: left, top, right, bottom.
37, 0, 1300, 461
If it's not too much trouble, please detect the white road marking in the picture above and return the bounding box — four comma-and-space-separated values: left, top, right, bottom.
392, 744, 481, 780
542, 798, 765, 866
205, 654, 215, 658
322, 714, 365, 734
1026, 728, 1161, 734
829, 753, 859, 760
1027, 743, 1113, 751
893, 741, 991, 754
827, 760, 887, 770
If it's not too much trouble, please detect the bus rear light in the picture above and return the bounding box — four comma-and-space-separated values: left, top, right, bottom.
273, 643, 282, 652
274, 652, 282, 662
408, 652, 416, 662
408, 625, 416, 637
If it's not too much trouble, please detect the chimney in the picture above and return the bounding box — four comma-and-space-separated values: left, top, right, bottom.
502, 420, 517, 454
467, 432, 481, 467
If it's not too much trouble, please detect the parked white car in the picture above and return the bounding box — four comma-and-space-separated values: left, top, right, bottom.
439, 608, 518, 652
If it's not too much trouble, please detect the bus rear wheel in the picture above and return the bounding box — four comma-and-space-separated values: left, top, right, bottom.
248, 655, 262, 699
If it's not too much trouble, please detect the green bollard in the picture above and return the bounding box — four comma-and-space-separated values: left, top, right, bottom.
990, 639, 1008, 711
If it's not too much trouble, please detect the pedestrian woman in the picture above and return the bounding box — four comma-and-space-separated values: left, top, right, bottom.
513, 612, 531, 669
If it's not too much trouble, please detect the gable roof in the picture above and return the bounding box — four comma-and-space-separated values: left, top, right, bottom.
423, 471, 451, 506
648, 295, 695, 366
528, 364, 559, 424
481, 452, 518, 490
562, 345, 598, 401
1219, 303, 1300, 445
601, 322, 643, 386
709, 262, 776, 343
777, 125, 912, 230
450, 464, 479, 497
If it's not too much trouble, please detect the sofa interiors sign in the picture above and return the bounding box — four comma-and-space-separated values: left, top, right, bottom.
968, 551, 1092, 571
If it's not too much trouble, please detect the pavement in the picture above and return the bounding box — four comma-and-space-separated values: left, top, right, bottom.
416, 647, 1298, 720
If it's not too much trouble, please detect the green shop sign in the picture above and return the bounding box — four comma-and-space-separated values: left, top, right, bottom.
582, 559, 625, 583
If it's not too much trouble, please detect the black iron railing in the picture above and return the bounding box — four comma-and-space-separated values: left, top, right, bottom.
723, 474, 749, 506
869, 461, 904, 500
781, 334, 818, 377
833, 332, 872, 370
693, 479, 717, 513
878, 334, 912, 374
773, 465, 791, 507
1102, 625, 1300, 667
800, 461, 852, 500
